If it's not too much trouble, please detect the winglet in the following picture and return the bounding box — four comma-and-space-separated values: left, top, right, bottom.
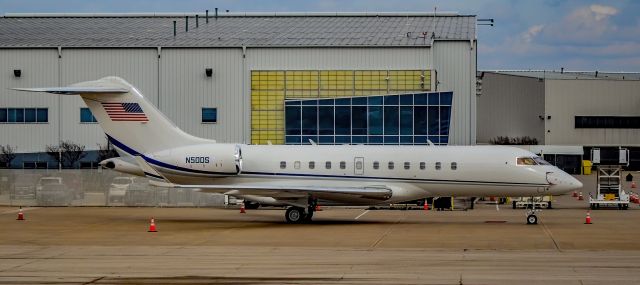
133, 155, 170, 182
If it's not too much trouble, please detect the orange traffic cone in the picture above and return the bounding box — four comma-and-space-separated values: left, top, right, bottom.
632, 181, 637, 189
16, 207, 24, 221
315, 204, 322, 211
584, 211, 592, 224
578, 192, 584, 200
240, 204, 246, 214
148, 217, 157, 232
423, 201, 429, 211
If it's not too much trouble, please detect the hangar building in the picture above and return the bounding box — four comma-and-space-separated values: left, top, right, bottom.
0, 12, 477, 168
477, 70, 640, 170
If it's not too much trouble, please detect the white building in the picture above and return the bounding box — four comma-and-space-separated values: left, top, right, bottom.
0, 12, 478, 168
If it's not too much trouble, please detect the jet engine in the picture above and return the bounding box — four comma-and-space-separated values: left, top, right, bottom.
99, 157, 144, 177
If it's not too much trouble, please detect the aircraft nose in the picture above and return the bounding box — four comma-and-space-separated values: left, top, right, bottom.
548, 172, 583, 194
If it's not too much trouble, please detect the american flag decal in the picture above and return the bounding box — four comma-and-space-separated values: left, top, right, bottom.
102, 102, 149, 122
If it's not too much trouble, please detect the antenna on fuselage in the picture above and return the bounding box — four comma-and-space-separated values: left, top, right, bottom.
308, 139, 317, 145
426, 140, 435, 146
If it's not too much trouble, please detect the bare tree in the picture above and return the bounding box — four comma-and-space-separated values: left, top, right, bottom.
0, 145, 16, 168
490, 136, 538, 145
97, 142, 119, 162
46, 141, 87, 168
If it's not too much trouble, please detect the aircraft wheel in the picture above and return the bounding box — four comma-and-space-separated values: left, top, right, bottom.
285, 207, 305, 223
526, 214, 538, 225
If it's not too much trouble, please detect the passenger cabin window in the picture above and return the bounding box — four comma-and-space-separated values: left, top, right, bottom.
294, 161, 301, 169
517, 157, 537, 166
388, 162, 395, 170
340, 161, 346, 169
280, 161, 286, 169
419, 162, 426, 170
325, 161, 331, 169
355, 161, 363, 170
404, 162, 410, 170
451, 162, 457, 170
435, 162, 441, 170
309, 161, 315, 169
373, 161, 380, 169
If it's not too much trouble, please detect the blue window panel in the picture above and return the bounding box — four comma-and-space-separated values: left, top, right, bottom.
285, 100, 300, 106
285, 106, 301, 135
318, 99, 334, 105
428, 93, 439, 105
319, 136, 334, 144
400, 136, 413, 144
301, 106, 318, 135
367, 106, 383, 135
351, 106, 367, 135
286, 136, 301, 144
440, 106, 451, 135
368, 136, 383, 144
9, 108, 24, 123
413, 106, 428, 135
384, 106, 399, 135
0, 109, 6, 122
400, 106, 413, 135
335, 106, 351, 135
80, 108, 97, 123
368, 96, 383, 105
383, 95, 399, 105
352, 97, 367, 105
352, 136, 367, 144
36, 108, 48, 123
335, 136, 351, 144
440, 136, 449, 144
318, 106, 334, 135
384, 136, 399, 144
24, 108, 36, 123
400, 94, 413, 105
201, 108, 217, 123
441, 92, 453, 105
335, 98, 351, 105
302, 136, 318, 144
302, 100, 317, 106
414, 93, 429, 105
428, 106, 439, 135
428, 136, 441, 144
414, 136, 429, 144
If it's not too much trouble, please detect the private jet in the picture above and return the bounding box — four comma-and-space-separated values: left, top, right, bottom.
14, 77, 583, 224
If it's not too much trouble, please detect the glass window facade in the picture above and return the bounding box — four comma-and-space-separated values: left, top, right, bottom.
0, 108, 48, 123
80, 108, 97, 123
285, 92, 452, 145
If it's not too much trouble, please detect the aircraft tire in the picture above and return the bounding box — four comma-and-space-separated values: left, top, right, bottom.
285, 207, 305, 223
526, 214, 538, 225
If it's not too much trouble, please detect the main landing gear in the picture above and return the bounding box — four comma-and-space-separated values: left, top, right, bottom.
284, 197, 317, 223
526, 196, 539, 225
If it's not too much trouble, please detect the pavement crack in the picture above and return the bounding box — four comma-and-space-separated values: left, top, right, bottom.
540, 220, 562, 252
83, 276, 105, 284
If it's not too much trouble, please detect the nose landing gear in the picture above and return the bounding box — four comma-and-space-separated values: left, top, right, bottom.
526, 196, 540, 225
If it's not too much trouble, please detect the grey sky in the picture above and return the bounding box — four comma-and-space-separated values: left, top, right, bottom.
2, 0, 639, 71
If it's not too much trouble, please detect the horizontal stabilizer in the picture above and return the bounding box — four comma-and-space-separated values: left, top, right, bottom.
11, 87, 129, 95
133, 155, 170, 182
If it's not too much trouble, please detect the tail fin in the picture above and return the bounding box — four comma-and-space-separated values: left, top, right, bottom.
13, 76, 213, 155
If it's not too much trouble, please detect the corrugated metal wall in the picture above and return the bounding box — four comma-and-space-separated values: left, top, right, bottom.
0, 43, 476, 154
545, 79, 640, 145
432, 41, 476, 145
0, 49, 60, 153
476, 72, 545, 144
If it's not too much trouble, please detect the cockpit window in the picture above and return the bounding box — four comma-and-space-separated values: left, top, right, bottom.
533, 157, 552, 165
516, 157, 537, 165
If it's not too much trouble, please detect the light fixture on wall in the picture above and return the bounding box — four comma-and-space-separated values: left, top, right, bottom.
13, 69, 21, 77
205, 68, 213, 77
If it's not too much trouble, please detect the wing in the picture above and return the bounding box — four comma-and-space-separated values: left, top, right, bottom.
172, 183, 393, 200
11, 87, 128, 95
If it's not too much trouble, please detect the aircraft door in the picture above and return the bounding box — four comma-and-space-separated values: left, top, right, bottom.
354, 157, 364, 175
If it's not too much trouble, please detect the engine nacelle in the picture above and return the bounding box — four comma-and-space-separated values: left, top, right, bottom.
100, 157, 144, 177
153, 144, 242, 176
